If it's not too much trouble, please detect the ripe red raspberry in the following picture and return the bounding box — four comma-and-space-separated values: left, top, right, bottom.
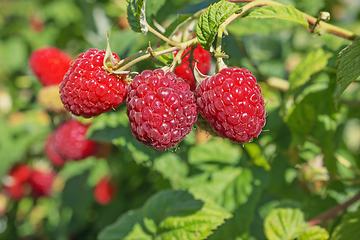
2, 165, 32, 200
174, 44, 211, 90
93, 176, 116, 205
44, 134, 66, 166
29, 47, 73, 86
127, 69, 198, 150
196, 67, 266, 143
51, 119, 97, 161
59, 48, 128, 118
29, 162, 56, 197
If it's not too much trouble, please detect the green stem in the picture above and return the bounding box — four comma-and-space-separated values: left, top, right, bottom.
146, 23, 179, 46
229, 0, 357, 40
118, 46, 180, 71
169, 37, 199, 72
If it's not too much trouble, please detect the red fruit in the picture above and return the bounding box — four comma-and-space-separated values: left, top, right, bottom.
30, 163, 56, 197
93, 176, 116, 205
45, 134, 66, 166
3, 183, 26, 200
59, 48, 128, 118
2, 165, 32, 200
29, 47, 73, 86
174, 44, 211, 90
52, 119, 97, 161
196, 67, 266, 143
126, 69, 198, 150
9, 165, 32, 184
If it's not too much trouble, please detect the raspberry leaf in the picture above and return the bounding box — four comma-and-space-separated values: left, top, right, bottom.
247, 5, 309, 28
98, 189, 231, 240
264, 208, 329, 240
196, 0, 240, 51
335, 37, 360, 104
127, 0, 148, 34
289, 49, 333, 90
188, 139, 241, 165
208, 166, 268, 239
330, 208, 360, 240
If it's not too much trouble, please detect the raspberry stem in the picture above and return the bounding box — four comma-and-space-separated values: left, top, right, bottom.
117, 46, 180, 71
146, 23, 179, 47
229, 0, 357, 40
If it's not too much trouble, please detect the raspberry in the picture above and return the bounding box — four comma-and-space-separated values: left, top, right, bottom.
45, 134, 66, 166
59, 48, 128, 118
29, 47, 73, 86
174, 44, 211, 90
196, 67, 266, 143
29, 162, 56, 197
2, 164, 32, 200
93, 176, 116, 205
126, 69, 198, 150
8, 164, 32, 184
51, 119, 97, 161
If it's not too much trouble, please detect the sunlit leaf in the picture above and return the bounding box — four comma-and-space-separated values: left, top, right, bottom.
196, 0, 239, 50
264, 208, 329, 240
247, 5, 309, 28
335, 37, 360, 103
98, 189, 231, 240
289, 49, 332, 90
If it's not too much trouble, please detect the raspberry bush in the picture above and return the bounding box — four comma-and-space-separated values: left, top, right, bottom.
1, 0, 360, 239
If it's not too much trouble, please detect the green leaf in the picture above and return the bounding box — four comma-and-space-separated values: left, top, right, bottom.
98, 189, 232, 240
153, 153, 188, 188
127, 0, 148, 34
331, 208, 360, 240
196, 0, 240, 50
285, 103, 316, 137
227, 18, 296, 36
335, 37, 360, 103
298, 226, 329, 240
188, 139, 241, 165
0, 116, 49, 179
209, 166, 269, 239
98, 209, 151, 240
244, 143, 271, 170
264, 208, 329, 240
289, 49, 332, 90
265, 208, 308, 240
247, 5, 309, 28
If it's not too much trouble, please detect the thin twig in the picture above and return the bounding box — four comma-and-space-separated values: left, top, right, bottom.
307, 192, 360, 226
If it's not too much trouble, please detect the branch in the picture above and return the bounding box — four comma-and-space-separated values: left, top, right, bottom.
229, 0, 357, 40
307, 191, 360, 226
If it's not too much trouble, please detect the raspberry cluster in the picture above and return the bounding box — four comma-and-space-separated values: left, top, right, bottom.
126, 69, 198, 150
196, 67, 266, 143
55, 47, 266, 150
60, 49, 128, 118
